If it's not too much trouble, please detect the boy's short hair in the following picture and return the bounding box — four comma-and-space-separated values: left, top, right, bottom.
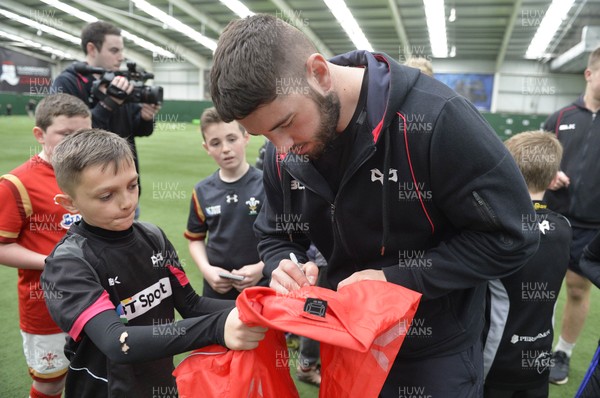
504, 130, 563, 193
588, 47, 600, 71
200, 107, 245, 139
35, 94, 91, 131
404, 57, 433, 77
52, 129, 134, 196
81, 21, 121, 55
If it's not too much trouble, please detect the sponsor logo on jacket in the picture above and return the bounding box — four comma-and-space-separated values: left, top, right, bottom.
558, 123, 576, 131
290, 179, 305, 190
510, 329, 551, 344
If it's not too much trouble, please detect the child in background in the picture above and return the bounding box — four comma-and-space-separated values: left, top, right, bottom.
483, 130, 572, 397
41, 129, 266, 397
185, 107, 266, 299
0, 93, 91, 398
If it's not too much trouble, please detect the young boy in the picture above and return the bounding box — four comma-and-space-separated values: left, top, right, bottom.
41, 129, 266, 398
185, 107, 266, 299
0, 93, 91, 398
483, 130, 572, 397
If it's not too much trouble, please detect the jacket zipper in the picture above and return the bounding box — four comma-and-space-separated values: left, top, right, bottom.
330, 146, 377, 264
472, 191, 499, 228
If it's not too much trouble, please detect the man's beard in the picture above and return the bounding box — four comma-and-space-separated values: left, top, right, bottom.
303, 88, 341, 160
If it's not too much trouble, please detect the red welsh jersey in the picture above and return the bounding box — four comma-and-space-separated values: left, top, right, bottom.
0, 155, 80, 334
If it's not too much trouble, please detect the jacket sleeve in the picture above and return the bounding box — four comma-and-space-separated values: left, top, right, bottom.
51, 72, 114, 127
383, 96, 539, 299
128, 103, 154, 137
254, 144, 311, 277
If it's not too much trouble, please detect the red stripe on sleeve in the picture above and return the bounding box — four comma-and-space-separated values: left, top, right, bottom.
169, 264, 190, 287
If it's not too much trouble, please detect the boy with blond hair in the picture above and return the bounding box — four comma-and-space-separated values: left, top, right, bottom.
41, 129, 266, 397
0, 93, 91, 398
185, 107, 266, 299
483, 131, 572, 397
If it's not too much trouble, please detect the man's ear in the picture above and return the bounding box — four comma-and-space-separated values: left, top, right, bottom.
202, 141, 209, 152
86, 41, 98, 58
54, 193, 78, 213
32, 126, 45, 145
585, 67, 593, 82
305, 53, 332, 94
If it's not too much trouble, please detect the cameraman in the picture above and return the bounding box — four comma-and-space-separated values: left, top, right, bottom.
52, 21, 160, 216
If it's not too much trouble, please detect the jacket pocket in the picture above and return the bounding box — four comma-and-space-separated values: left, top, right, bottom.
472, 191, 499, 229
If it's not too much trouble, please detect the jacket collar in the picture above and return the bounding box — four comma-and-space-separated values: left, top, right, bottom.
328, 51, 420, 144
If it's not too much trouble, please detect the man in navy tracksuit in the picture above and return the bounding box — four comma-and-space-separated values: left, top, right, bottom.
210, 14, 539, 397
542, 47, 600, 385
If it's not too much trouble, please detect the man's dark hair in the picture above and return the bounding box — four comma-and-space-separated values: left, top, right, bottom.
81, 21, 121, 55
210, 14, 317, 122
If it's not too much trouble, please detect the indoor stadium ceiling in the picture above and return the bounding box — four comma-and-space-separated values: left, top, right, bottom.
0, 0, 599, 72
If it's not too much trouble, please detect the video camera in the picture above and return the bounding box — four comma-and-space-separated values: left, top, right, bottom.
74, 61, 163, 105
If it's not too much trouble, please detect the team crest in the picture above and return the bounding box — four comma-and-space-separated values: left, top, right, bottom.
246, 197, 260, 215
41, 352, 58, 370
60, 213, 81, 229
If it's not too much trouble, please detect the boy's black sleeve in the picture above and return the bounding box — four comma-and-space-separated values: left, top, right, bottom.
163, 235, 235, 317
184, 189, 208, 241
83, 309, 230, 364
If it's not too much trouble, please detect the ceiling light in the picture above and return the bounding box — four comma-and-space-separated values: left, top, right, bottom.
39, 0, 175, 58
121, 31, 176, 58
219, 0, 254, 18
323, 0, 373, 51
0, 8, 80, 44
131, 0, 217, 52
449, 8, 456, 22
0, 29, 77, 59
525, 0, 576, 59
40, 0, 96, 22
423, 0, 448, 58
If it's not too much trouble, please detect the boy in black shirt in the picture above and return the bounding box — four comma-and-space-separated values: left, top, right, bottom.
483, 131, 572, 397
185, 107, 266, 299
41, 129, 266, 398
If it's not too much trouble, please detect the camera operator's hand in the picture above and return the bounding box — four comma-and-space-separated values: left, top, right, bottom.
141, 103, 161, 121
100, 75, 134, 105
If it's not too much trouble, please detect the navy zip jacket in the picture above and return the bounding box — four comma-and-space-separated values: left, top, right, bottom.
254, 51, 539, 359
542, 96, 600, 228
